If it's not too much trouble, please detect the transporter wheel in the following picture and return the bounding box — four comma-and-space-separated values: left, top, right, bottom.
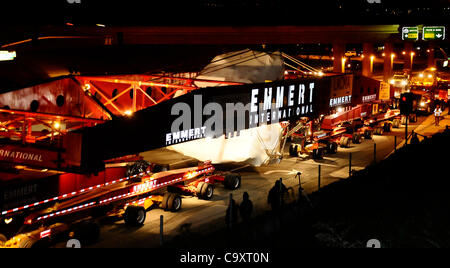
340, 137, 350, 148
384, 123, 392, 133
312, 148, 324, 160
17, 236, 40, 248
352, 134, 363, 144
374, 127, 384, 135
73, 221, 101, 245
224, 174, 241, 190
327, 142, 338, 154
289, 144, 295, 156
401, 116, 407, 125
364, 130, 373, 140
199, 183, 214, 200
289, 144, 300, 157
161, 193, 171, 210
0, 234, 6, 244
124, 206, 146, 226
0, 233, 7, 247
167, 194, 182, 212
393, 119, 401, 128
196, 182, 205, 196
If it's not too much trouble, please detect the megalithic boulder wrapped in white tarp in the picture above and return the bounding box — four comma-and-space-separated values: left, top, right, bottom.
168, 124, 284, 166
194, 49, 285, 87
167, 49, 286, 166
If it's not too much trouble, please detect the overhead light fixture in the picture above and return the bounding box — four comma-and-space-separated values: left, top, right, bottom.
0, 51, 16, 61
96, 24, 106, 28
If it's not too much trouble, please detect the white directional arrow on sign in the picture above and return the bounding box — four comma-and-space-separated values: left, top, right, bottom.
436, 34, 443, 39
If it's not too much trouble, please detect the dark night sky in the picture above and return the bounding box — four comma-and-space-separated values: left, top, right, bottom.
0, 0, 448, 91
0, 0, 449, 26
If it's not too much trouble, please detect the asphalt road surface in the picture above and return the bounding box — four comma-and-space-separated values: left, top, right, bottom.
56, 114, 434, 248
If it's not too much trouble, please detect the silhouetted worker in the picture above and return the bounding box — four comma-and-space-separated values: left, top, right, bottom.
297, 184, 305, 205
225, 198, 239, 229
268, 179, 288, 213
435, 105, 443, 126
239, 192, 253, 222
410, 132, 420, 145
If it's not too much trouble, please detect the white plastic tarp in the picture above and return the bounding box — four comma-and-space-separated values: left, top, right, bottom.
167, 49, 285, 166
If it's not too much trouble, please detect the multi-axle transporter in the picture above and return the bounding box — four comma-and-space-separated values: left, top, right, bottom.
0, 162, 241, 248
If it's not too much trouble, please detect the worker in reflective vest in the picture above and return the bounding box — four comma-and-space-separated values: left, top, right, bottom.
434, 105, 442, 126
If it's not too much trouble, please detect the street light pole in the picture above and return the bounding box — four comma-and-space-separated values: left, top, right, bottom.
370, 55, 375, 73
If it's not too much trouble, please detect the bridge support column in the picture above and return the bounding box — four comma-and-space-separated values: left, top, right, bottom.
333, 43, 346, 73
362, 43, 374, 77
383, 42, 394, 82
427, 43, 436, 68
404, 42, 414, 71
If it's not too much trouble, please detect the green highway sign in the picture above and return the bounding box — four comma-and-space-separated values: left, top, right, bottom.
402, 27, 419, 41
423, 26, 445, 41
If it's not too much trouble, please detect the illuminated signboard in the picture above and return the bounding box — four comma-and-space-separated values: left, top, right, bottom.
362, 94, 377, 103
402, 27, 419, 41
0, 51, 16, 61
379, 82, 391, 100
0, 145, 60, 169
423, 26, 445, 41
166, 80, 317, 146
329, 95, 352, 107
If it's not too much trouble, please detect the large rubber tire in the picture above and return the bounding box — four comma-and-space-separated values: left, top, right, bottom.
196, 182, 205, 196
73, 221, 101, 245
374, 127, 384, 136
340, 137, 350, 148
124, 206, 146, 226
352, 134, 363, 144
393, 119, 400, 128
0, 234, 6, 244
289, 144, 296, 157
17, 236, 39, 248
401, 116, 407, 125
289, 144, 300, 157
312, 148, 324, 160
327, 142, 338, 154
383, 123, 392, 133
224, 174, 241, 190
161, 193, 171, 210
167, 194, 182, 212
199, 183, 214, 200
